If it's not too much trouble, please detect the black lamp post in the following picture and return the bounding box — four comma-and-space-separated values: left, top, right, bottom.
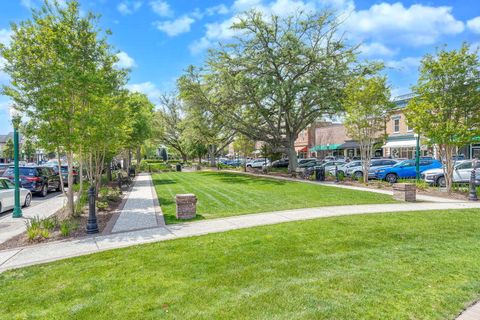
86, 186, 99, 234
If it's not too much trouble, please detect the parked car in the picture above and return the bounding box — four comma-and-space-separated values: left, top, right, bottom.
3, 166, 61, 197
346, 159, 399, 180
271, 158, 289, 168
0, 163, 12, 176
298, 158, 316, 165
314, 160, 346, 173
376, 159, 442, 183
0, 177, 32, 213
328, 160, 362, 176
246, 159, 270, 168
422, 160, 480, 187
298, 160, 323, 170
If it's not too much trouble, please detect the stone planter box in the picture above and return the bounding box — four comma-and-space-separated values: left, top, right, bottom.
393, 183, 416, 202
175, 194, 197, 219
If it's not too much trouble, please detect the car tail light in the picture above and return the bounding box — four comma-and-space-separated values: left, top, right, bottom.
24, 176, 41, 182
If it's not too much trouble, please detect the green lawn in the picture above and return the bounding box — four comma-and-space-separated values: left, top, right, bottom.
2, 209, 480, 319
153, 171, 396, 224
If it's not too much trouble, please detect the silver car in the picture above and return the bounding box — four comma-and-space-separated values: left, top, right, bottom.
422, 160, 480, 187
346, 159, 399, 180
0, 177, 32, 213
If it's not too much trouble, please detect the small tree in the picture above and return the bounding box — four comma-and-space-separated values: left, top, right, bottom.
233, 135, 255, 171
343, 71, 393, 183
3, 138, 14, 161
405, 44, 480, 192
23, 139, 36, 162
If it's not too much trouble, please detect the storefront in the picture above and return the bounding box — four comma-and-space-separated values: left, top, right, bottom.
309, 144, 342, 158
295, 146, 308, 158
382, 135, 431, 159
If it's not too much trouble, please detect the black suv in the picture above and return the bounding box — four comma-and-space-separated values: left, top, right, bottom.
2, 166, 61, 197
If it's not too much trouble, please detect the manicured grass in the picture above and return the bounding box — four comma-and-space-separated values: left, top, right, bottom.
153, 171, 396, 224
2, 209, 480, 319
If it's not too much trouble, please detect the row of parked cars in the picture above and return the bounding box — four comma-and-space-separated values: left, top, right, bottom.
300, 157, 480, 186
0, 161, 79, 198
219, 155, 480, 186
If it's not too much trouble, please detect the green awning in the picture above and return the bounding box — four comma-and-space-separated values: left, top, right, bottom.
310, 144, 342, 152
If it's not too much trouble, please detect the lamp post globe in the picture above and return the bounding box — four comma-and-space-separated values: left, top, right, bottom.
10, 106, 23, 218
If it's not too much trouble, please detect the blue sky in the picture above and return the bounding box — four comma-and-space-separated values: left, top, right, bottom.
0, 0, 479, 134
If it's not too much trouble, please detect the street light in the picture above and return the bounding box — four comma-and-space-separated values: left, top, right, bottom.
10, 106, 22, 218
414, 133, 420, 181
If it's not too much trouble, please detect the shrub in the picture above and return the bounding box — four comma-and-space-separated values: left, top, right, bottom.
25, 216, 52, 241
96, 201, 109, 211
59, 220, 75, 237
42, 217, 58, 230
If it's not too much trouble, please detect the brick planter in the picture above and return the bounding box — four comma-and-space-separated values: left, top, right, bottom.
393, 183, 416, 202
175, 194, 197, 219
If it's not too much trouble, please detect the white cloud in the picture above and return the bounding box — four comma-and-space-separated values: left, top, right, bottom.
359, 42, 397, 57
386, 56, 421, 72
115, 51, 136, 69
154, 16, 195, 37
467, 16, 480, 34
150, 0, 173, 17
205, 4, 230, 16
0, 29, 12, 46
345, 3, 464, 46
117, 1, 142, 15
126, 82, 161, 102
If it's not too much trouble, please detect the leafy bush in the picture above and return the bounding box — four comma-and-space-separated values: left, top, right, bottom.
42, 217, 58, 230
59, 220, 76, 237
96, 200, 109, 211
25, 216, 51, 241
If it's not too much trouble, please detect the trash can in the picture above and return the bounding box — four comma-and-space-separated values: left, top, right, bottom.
176, 163, 182, 172
315, 166, 325, 181
128, 166, 136, 177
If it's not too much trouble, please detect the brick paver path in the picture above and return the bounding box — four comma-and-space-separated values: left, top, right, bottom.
111, 173, 161, 233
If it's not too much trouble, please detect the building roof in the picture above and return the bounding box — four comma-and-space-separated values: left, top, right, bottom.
0, 132, 23, 144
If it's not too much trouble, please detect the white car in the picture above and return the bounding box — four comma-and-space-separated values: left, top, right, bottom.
422, 160, 480, 187
0, 177, 32, 213
246, 159, 270, 168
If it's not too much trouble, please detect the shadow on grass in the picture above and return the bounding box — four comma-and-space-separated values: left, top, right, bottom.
164, 213, 206, 224
152, 178, 177, 185
199, 171, 288, 186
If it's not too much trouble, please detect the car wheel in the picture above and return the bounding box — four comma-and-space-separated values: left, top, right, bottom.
386, 173, 398, 183
24, 193, 32, 207
337, 170, 345, 176
353, 171, 363, 180
0, 202, 2, 214
41, 185, 48, 197
436, 176, 446, 187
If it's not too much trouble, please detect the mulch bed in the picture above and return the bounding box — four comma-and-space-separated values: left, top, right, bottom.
0, 189, 125, 251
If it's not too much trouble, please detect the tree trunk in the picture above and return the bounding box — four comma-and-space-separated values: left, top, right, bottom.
441, 144, 455, 193
209, 145, 216, 167
136, 146, 141, 165
107, 161, 112, 182
287, 138, 298, 173
360, 140, 372, 184
56, 148, 66, 195
66, 150, 75, 217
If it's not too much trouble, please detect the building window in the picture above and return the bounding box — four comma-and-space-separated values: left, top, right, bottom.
393, 118, 400, 133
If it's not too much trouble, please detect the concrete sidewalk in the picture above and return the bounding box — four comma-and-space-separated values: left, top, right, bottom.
111, 173, 163, 233
1, 200, 479, 273
0, 193, 67, 245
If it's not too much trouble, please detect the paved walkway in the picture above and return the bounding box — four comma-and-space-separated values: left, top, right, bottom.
1, 198, 479, 272
111, 173, 162, 233
457, 301, 480, 319
0, 193, 68, 245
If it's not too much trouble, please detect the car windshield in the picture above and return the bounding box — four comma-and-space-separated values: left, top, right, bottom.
3, 167, 37, 176
393, 160, 413, 167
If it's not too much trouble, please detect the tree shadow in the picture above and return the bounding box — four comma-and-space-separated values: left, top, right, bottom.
152, 178, 177, 185
199, 171, 287, 186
